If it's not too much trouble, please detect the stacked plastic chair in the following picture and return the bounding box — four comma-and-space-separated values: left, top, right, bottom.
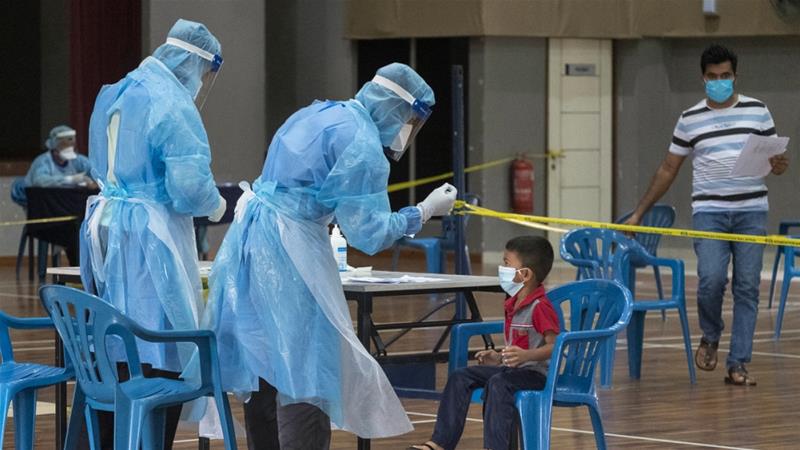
768, 220, 800, 308
561, 228, 695, 387
615, 204, 677, 320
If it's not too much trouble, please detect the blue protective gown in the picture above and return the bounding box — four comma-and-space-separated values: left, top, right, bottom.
203, 99, 425, 438
24, 151, 93, 187
80, 55, 222, 371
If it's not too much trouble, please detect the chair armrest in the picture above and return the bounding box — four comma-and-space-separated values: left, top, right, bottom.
130, 328, 216, 345
560, 253, 601, 271
0, 313, 54, 330
122, 326, 217, 385
644, 256, 685, 300
448, 321, 504, 374
557, 328, 618, 343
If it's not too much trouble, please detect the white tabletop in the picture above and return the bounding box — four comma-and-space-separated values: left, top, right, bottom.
47, 264, 501, 293
341, 271, 500, 293
47, 261, 213, 278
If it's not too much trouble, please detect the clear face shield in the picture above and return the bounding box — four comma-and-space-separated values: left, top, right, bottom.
371, 75, 432, 161
165, 37, 223, 110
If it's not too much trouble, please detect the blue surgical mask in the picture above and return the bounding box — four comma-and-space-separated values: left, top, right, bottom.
705, 79, 734, 103
498, 265, 524, 297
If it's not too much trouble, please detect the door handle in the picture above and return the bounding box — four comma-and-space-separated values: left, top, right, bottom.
547, 149, 565, 169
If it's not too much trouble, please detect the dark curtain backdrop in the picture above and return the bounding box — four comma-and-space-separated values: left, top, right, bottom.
70, 0, 141, 153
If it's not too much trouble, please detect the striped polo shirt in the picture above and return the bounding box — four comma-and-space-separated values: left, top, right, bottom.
669, 95, 776, 213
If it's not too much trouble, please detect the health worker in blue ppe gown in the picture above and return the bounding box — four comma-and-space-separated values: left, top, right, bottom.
78, 19, 226, 450
202, 63, 457, 449
24, 125, 95, 189
22, 125, 96, 268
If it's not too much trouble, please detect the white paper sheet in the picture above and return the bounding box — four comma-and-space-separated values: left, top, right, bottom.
729, 135, 789, 178
342, 275, 445, 284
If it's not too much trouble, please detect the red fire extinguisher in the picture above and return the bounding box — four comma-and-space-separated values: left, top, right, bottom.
511, 154, 535, 214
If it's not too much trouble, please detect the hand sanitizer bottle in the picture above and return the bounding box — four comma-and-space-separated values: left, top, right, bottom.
330, 225, 348, 272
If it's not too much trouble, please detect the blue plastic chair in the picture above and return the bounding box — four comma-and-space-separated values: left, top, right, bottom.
773, 240, 800, 340
615, 204, 676, 320
449, 279, 633, 450
561, 228, 695, 388
768, 221, 800, 309
0, 309, 73, 449
39, 285, 237, 450
391, 194, 479, 274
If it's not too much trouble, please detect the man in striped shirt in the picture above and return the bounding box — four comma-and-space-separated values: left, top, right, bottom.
625, 44, 789, 386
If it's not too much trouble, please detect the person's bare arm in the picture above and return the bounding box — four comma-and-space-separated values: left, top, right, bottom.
625, 152, 687, 226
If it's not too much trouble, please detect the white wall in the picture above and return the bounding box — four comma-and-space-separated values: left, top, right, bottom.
468, 37, 549, 263
144, 1, 267, 185
144, 0, 268, 253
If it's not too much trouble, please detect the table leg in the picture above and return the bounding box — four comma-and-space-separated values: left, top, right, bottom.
354, 293, 372, 450
199, 437, 210, 450
356, 293, 373, 352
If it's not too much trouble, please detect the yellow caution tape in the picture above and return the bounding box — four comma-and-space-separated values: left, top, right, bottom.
508, 218, 569, 234
387, 157, 516, 193
455, 202, 800, 247
0, 216, 78, 227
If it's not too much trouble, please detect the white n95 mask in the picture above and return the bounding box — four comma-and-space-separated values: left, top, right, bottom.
59, 146, 78, 161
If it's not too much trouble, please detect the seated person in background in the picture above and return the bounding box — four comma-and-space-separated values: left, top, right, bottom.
24, 125, 95, 188
409, 235, 559, 450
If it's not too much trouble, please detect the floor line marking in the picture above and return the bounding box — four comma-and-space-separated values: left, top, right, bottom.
405, 411, 758, 449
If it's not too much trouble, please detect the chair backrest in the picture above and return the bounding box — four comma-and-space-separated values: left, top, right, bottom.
547, 279, 633, 393
615, 204, 675, 257
10, 177, 27, 208
39, 285, 144, 408
560, 228, 635, 286
442, 193, 480, 241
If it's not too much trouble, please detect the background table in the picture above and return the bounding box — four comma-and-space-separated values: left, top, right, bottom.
193, 183, 242, 259
192, 183, 242, 228
25, 186, 98, 266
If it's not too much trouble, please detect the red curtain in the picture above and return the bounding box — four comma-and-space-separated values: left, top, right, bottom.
69, 0, 141, 153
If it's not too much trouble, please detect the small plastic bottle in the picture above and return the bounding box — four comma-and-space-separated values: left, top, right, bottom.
330, 225, 348, 272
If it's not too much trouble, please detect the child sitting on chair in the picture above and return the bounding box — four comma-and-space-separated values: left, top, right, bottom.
408, 235, 559, 450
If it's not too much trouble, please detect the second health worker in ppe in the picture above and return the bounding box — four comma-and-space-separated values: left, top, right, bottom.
203, 63, 456, 448
79, 19, 226, 450
24, 125, 94, 188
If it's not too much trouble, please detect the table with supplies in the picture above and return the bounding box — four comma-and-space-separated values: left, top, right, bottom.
47, 264, 502, 450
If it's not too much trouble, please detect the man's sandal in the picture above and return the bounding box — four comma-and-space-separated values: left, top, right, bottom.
407, 444, 436, 450
725, 364, 756, 386
695, 337, 719, 371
